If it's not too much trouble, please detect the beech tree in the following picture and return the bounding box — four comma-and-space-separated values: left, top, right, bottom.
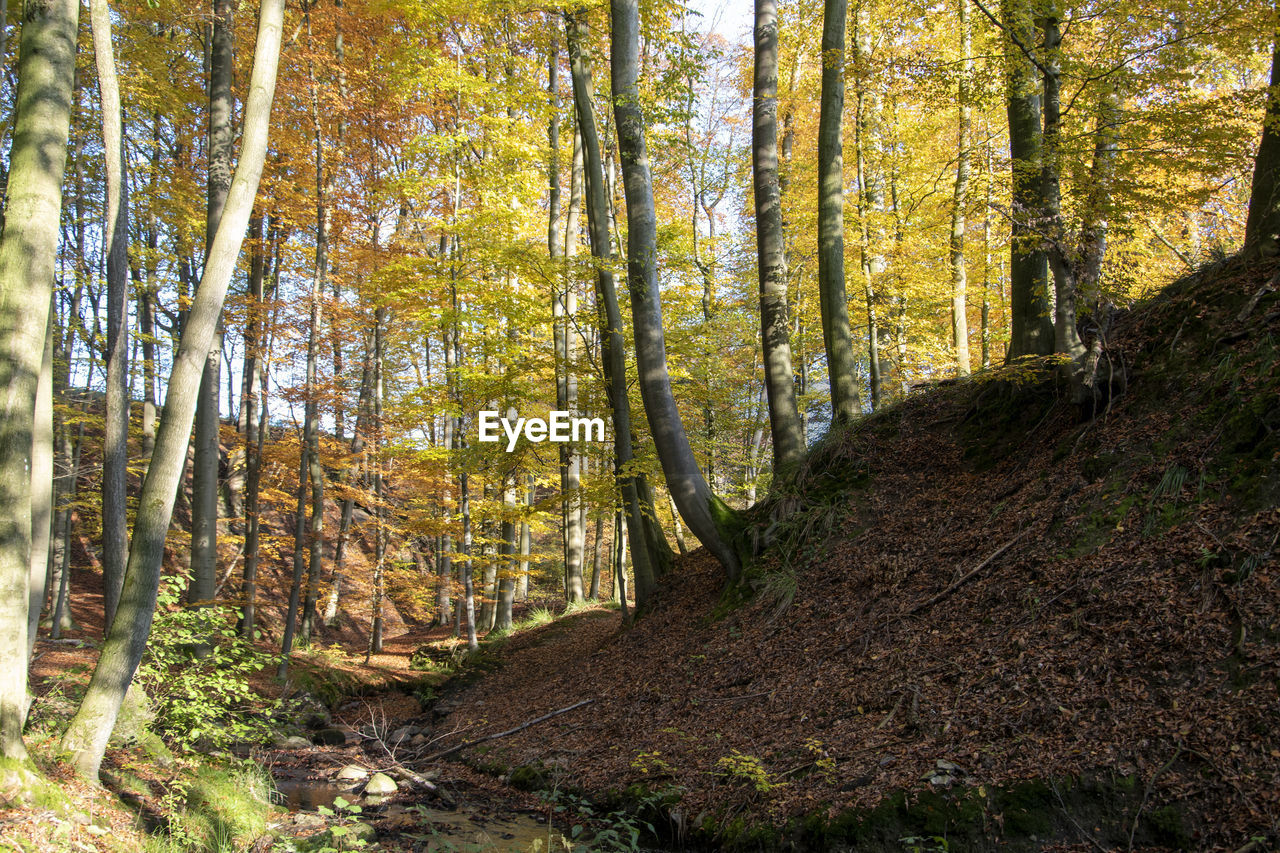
61, 0, 286, 780
0, 0, 80, 764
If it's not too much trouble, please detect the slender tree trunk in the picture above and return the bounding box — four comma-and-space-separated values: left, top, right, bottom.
518, 473, 532, 600
92, 0, 130, 631
0, 0, 79, 762
852, 5, 883, 408
366, 307, 387, 657
27, 309, 53, 657
817, 0, 860, 420
588, 511, 604, 599
751, 0, 803, 471
609, 0, 744, 581
61, 0, 284, 780
949, 0, 973, 377
1039, 11, 1086, 370
495, 465, 517, 631
565, 11, 661, 604
238, 216, 276, 638
299, 16, 330, 647
191, 0, 235, 622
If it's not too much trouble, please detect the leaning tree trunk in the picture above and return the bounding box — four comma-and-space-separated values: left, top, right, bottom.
610, 0, 745, 579
92, 0, 130, 632
565, 10, 661, 604
61, 0, 284, 781
817, 0, 860, 421
751, 0, 804, 471
1245, 25, 1280, 258
0, 0, 80, 763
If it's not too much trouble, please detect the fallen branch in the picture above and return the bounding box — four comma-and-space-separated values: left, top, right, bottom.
906, 529, 1029, 617
419, 698, 594, 764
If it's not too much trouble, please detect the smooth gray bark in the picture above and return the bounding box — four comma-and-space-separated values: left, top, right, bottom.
565, 10, 660, 602
0, 0, 80, 762
610, 0, 744, 580
92, 0, 129, 630
817, 0, 860, 420
27, 308, 53, 658
751, 0, 804, 471
61, 0, 284, 780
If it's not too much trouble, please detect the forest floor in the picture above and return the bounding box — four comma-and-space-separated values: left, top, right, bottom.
5, 253, 1280, 852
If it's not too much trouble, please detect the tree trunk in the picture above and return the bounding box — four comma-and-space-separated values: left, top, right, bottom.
852, 6, 883, 408
817, 0, 860, 420
609, 0, 744, 580
1002, 0, 1053, 358
751, 0, 804, 470
1246, 27, 1280, 258
949, 0, 973, 378
27, 308, 53, 657
565, 10, 661, 604
61, 0, 284, 780
92, 0, 130, 632
0, 0, 79, 763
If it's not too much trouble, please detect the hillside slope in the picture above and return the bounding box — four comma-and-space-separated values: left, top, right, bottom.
426, 256, 1280, 850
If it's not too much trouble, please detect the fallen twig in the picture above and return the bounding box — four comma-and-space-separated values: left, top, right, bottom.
419, 698, 594, 764
906, 529, 1029, 617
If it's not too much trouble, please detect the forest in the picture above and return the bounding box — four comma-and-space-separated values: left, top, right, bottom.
0, 0, 1278, 849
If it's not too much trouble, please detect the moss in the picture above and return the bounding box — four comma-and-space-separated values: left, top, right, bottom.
1147, 804, 1190, 848
509, 763, 548, 792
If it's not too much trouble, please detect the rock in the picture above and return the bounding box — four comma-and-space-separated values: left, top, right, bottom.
280, 735, 313, 750
388, 726, 418, 744
335, 764, 369, 782
362, 772, 398, 796
409, 734, 427, 747
289, 692, 332, 729
310, 728, 348, 746
108, 684, 155, 746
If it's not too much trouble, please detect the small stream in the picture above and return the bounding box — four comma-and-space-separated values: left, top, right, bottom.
273, 775, 564, 852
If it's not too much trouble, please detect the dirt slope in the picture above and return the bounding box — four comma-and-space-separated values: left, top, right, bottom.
425, 256, 1280, 850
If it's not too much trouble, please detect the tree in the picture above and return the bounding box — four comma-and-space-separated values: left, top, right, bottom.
949, 0, 973, 378
751, 0, 804, 470
612, 0, 744, 580
92, 0, 130, 631
817, 0, 860, 419
61, 0, 285, 780
1000, 0, 1054, 359
0, 0, 81, 764
566, 9, 661, 603
1246, 21, 1280, 258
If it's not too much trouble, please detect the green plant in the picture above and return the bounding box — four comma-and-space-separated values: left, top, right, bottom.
314, 796, 368, 851
900, 835, 950, 853
714, 750, 780, 794
137, 577, 275, 753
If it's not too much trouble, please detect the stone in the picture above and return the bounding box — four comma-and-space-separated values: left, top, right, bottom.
281, 735, 313, 750
310, 728, 348, 746
108, 684, 155, 746
388, 726, 418, 744
335, 764, 369, 782
409, 734, 427, 746
362, 772, 398, 796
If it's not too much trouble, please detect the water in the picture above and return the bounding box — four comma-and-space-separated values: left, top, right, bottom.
273, 776, 560, 851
